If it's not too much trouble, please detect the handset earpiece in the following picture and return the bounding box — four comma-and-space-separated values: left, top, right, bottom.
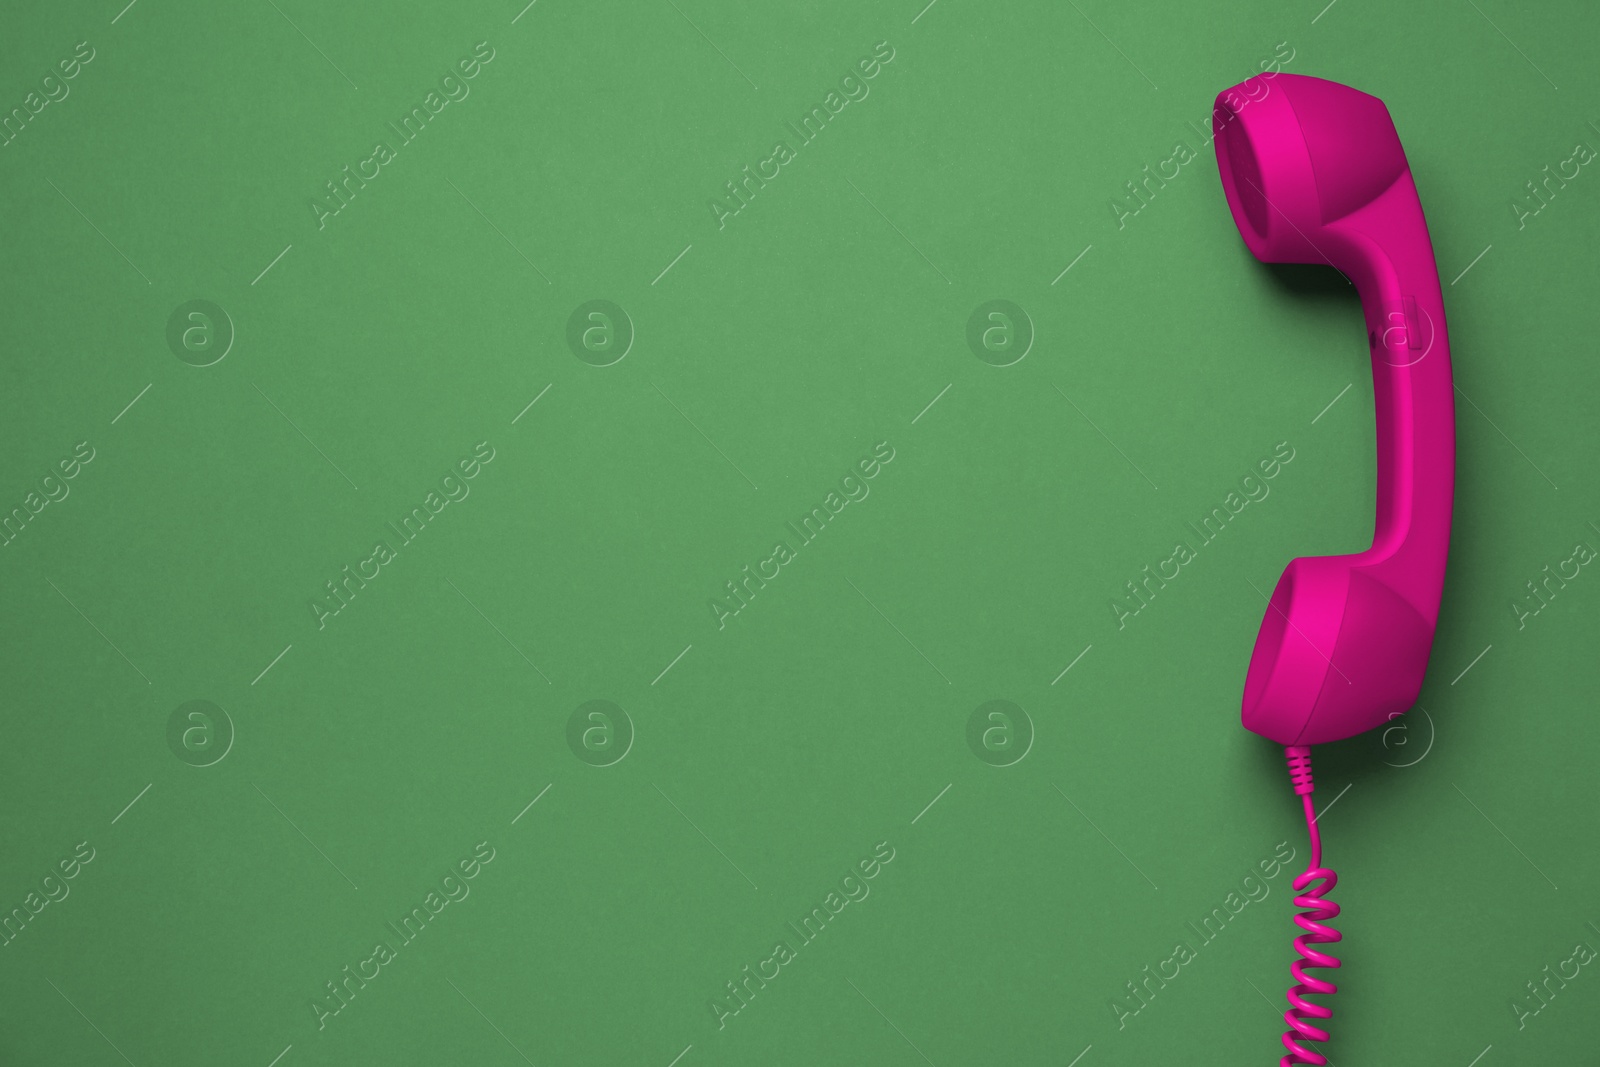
1212, 73, 1458, 1067
1213, 73, 1456, 747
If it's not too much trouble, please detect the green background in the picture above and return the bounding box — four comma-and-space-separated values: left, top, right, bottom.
2, 0, 1596, 1063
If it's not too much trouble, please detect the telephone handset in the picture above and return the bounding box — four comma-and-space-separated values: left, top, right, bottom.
1211, 73, 1456, 1065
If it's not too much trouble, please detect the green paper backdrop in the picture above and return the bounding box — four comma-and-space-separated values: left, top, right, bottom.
2, 1, 1596, 1063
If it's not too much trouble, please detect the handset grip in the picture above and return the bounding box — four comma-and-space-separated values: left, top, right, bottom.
1322, 172, 1456, 628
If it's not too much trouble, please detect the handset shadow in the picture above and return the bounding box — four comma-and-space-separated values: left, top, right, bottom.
1259, 260, 1362, 307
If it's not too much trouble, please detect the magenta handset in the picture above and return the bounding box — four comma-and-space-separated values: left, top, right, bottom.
1211, 73, 1456, 1064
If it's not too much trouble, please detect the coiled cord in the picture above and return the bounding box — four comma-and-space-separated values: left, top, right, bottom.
1279, 746, 1342, 1067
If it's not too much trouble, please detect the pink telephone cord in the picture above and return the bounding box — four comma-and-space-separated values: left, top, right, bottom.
1280, 745, 1342, 1066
